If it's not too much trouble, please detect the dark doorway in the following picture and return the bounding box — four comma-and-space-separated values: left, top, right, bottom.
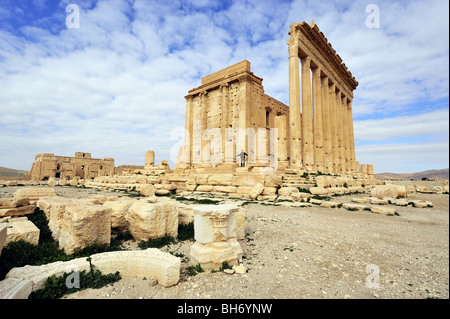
55, 172, 61, 178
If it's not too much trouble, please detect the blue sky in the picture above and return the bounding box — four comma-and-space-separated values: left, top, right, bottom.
0, 0, 448, 173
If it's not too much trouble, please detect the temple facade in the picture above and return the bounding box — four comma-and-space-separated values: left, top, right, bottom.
177, 21, 372, 176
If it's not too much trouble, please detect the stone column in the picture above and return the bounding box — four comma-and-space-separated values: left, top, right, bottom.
220, 84, 229, 164
184, 95, 193, 166
341, 95, 348, 173
274, 114, 288, 166
347, 100, 356, 173
329, 84, 339, 174
312, 66, 324, 172
301, 56, 314, 170
335, 90, 344, 173
200, 91, 210, 165
367, 164, 374, 176
145, 150, 155, 167
361, 164, 368, 175
237, 76, 250, 164
321, 76, 332, 173
288, 41, 302, 168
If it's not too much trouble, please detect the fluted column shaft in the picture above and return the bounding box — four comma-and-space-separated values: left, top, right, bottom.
301, 56, 314, 170
312, 66, 324, 171
321, 76, 332, 173
329, 84, 338, 173
288, 44, 302, 168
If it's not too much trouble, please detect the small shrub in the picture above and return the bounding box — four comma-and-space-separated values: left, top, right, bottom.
297, 187, 311, 194
138, 234, 176, 249
346, 207, 359, 211
219, 261, 232, 271
177, 222, 194, 242
187, 264, 204, 276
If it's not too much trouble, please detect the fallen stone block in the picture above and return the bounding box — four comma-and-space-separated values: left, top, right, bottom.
0, 197, 30, 209
103, 199, 135, 230
278, 187, 299, 196
309, 187, 329, 196
86, 195, 119, 204
370, 198, 389, 205
309, 198, 322, 205
320, 201, 340, 208
14, 187, 57, 203
0, 205, 36, 218
127, 201, 178, 241
370, 185, 399, 199
411, 200, 428, 208
351, 197, 369, 204
3, 219, 40, 246
370, 206, 396, 215
249, 183, 264, 200
342, 203, 367, 211
90, 249, 181, 287
394, 200, 408, 206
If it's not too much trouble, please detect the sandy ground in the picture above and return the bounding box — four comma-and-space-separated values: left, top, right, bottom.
1, 184, 448, 299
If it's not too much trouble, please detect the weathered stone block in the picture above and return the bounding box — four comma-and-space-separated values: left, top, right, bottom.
0, 278, 33, 299
103, 200, 135, 230
309, 187, 329, 195
370, 185, 399, 199
0, 205, 36, 218
0, 197, 30, 209
278, 187, 299, 196
14, 187, 57, 203
207, 174, 233, 186
370, 206, 396, 215
139, 184, 156, 197
127, 201, 178, 241
4, 219, 40, 246
249, 183, 264, 200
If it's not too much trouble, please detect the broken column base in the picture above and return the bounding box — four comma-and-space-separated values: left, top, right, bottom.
190, 239, 243, 271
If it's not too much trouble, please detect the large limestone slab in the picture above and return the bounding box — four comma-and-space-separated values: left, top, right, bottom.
58, 205, 111, 254
0, 205, 36, 218
0, 197, 30, 209
103, 199, 135, 230
127, 201, 178, 241
3, 219, 40, 246
14, 187, 57, 203
90, 249, 181, 287
370, 206, 396, 215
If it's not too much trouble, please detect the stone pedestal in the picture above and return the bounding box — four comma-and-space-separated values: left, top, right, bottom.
190, 205, 243, 271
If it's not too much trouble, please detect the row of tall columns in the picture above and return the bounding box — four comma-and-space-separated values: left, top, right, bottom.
288, 52, 356, 174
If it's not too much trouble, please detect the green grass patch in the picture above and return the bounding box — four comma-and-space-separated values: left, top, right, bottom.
177, 222, 194, 242
187, 263, 204, 276
138, 234, 176, 249
297, 187, 311, 193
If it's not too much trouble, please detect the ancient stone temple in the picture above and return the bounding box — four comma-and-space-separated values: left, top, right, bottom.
29, 152, 115, 181
178, 20, 372, 175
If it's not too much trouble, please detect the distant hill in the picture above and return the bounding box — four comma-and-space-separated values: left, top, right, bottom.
375, 168, 449, 180
0, 166, 29, 178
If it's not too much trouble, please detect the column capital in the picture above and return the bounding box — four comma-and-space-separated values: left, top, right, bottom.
219, 83, 230, 90
237, 74, 249, 83
199, 91, 208, 97
329, 82, 335, 92
300, 56, 311, 68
